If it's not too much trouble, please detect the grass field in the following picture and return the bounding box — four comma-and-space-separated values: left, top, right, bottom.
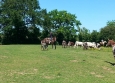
0, 45, 115, 83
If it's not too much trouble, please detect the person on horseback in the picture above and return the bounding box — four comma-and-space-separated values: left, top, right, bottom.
50, 32, 53, 41
49, 31, 56, 49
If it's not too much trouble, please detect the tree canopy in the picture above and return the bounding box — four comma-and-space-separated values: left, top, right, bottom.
0, 0, 42, 44
100, 20, 115, 41
0, 0, 115, 44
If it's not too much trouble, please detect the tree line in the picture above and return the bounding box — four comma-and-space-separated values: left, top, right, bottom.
0, 0, 115, 45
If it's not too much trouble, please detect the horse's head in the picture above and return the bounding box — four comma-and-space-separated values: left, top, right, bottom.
106, 40, 115, 47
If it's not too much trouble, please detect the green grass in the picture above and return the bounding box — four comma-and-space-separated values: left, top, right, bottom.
0, 45, 115, 83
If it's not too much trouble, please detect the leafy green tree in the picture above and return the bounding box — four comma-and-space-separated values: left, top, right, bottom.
40, 9, 52, 39
78, 27, 90, 42
100, 20, 115, 41
0, 0, 41, 44
106, 20, 115, 26
90, 30, 100, 42
47, 9, 81, 43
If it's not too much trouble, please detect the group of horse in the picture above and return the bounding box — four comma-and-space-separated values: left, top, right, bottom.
62, 40, 74, 48
41, 37, 115, 60
62, 40, 107, 49
62, 39, 115, 59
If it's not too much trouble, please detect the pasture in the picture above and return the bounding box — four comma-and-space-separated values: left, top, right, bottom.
0, 45, 115, 83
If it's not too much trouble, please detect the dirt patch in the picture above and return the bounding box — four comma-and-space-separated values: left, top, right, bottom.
0, 56, 8, 59
95, 74, 104, 78
70, 59, 78, 62
90, 72, 104, 78
102, 66, 111, 70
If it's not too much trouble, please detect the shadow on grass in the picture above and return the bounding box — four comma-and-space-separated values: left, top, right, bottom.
105, 61, 115, 66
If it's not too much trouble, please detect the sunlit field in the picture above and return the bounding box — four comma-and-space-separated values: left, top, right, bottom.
0, 45, 115, 83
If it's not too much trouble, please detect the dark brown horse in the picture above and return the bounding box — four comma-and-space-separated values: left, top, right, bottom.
41, 36, 56, 50
49, 36, 56, 49
106, 39, 115, 47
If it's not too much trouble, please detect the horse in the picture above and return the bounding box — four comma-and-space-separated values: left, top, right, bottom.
74, 41, 83, 48
62, 40, 67, 48
85, 42, 97, 49
49, 36, 56, 49
41, 36, 56, 50
41, 38, 50, 50
68, 41, 74, 47
100, 41, 107, 47
83, 42, 88, 50
106, 39, 115, 47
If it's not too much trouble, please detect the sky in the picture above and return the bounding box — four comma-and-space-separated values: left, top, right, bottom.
39, 0, 115, 32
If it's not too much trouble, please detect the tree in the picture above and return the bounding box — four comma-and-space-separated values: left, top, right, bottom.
106, 20, 115, 26
47, 9, 81, 43
90, 30, 99, 42
78, 27, 90, 42
100, 20, 115, 41
0, 0, 41, 44
40, 9, 52, 39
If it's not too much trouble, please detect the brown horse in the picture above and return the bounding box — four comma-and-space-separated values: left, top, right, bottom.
106, 39, 115, 47
49, 36, 56, 49
68, 41, 74, 47
41, 38, 50, 50
41, 36, 56, 50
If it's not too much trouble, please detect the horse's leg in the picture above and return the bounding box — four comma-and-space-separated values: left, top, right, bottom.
55, 44, 56, 49
54, 42, 56, 49
52, 44, 53, 49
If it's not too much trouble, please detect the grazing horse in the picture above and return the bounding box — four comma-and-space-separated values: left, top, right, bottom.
41, 37, 56, 50
106, 39, 115, 47
74, 41, 83, 48
62, 40, 67, 48
68, 41, 74, 47
41, 38, 50, 50
83, 42, 88, 50
100, 41, 107, 46
86, 42, 97, 49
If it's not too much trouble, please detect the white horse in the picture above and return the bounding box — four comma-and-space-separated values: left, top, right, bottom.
86, 42, 97, 49
100, 40, 107, 46
74, 41, 83, 48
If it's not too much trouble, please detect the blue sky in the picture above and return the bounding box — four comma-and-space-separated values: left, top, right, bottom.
39, 0, 115, 32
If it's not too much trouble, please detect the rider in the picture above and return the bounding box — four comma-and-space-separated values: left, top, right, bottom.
50, 32, 53, 41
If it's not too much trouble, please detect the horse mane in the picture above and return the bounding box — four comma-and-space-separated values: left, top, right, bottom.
108, 40, 115, 43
